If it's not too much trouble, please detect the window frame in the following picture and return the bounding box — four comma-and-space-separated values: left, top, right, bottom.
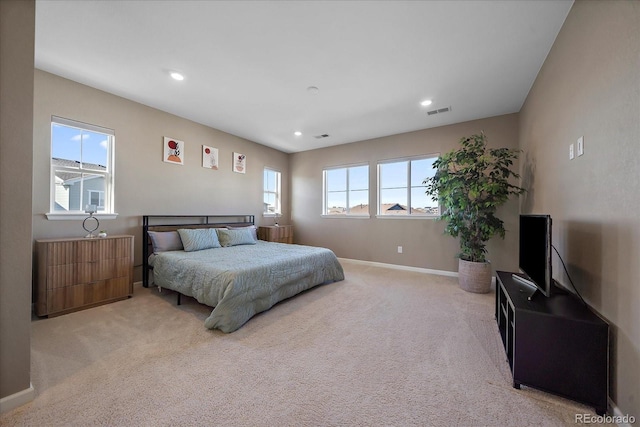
377, 154, 440, 218
322, 163, 370, 218
263, 167, 282, 216
46, 116, 117, 220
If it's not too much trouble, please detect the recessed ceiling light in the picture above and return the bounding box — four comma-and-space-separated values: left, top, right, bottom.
420, 99, 433, 107
170, 72, 185, 81
294, 131, 302, 136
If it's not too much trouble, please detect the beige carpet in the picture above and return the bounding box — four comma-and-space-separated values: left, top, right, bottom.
1, 260, 611, 426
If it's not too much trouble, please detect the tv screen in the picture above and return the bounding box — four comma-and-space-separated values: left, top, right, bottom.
518, 214, 553, 297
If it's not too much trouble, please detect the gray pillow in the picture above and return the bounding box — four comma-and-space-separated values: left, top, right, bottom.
177, 228, 221, 252
217, 228, 257, 247
148, 231, 184, 253
227, 225, 258, 241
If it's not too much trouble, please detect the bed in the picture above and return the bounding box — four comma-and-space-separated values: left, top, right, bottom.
142, 215, 344, 332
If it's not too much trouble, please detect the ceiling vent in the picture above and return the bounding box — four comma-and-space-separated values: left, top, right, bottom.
314, 134, 330, 139
427, 106, 452, 116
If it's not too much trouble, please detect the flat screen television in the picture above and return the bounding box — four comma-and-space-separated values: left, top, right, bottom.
516, 214, 554, 299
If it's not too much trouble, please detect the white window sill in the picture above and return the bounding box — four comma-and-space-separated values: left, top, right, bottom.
375, 215, 439, 220
263, 213, 282, 218
46, 213, 119, 221
321, 214, 371, 219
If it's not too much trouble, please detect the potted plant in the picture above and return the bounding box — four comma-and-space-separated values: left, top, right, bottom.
424, 132, 525, 293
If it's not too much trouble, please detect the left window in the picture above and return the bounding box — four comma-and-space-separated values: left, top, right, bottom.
50, 117, 115, 216
323, 164, 369, 216
263, 168, 281, 215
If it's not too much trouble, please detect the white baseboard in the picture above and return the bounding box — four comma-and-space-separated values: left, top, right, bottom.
338, 258, 496, 287
0, 383, 35, 414
608, 398, 636, 427
338, 257, 457, 277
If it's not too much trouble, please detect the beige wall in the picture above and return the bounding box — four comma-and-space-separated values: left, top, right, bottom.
33, 70, 290, 281
519, 0, 639, 418
6, 0, 637, 418
290, 114, 521, 274
0, 0, 35, 404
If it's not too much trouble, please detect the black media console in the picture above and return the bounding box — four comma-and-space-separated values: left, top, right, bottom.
495, 271, 609, 415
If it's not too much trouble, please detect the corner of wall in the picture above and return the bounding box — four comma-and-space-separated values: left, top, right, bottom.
0, 384, 35, 414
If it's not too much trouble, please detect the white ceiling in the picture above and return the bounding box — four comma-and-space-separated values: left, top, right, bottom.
35, 0, 573, 154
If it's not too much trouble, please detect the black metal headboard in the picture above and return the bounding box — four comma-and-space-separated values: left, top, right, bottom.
142, 215, 255, 287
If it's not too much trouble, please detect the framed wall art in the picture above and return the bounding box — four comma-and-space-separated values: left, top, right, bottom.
233, 152, 246, 174
202, 145, 219, 169
163, 137, 184, 165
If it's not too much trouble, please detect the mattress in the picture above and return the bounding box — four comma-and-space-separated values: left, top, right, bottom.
152, 240, 344, 332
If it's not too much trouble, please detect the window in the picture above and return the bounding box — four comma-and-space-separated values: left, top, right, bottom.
87, 190, 105, 209
49, 117, 115, 216
263, 168, 281, 215
377, 155, 439, 216
323, 164, 369, 216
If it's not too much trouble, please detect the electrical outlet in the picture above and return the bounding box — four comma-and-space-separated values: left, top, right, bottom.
569, 143, 574, 160
397, 246, 403, 254
577, 136, 584, 156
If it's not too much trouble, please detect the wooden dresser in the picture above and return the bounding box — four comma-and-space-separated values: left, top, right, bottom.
36, 235, 134, 317
258, 225, 293, 244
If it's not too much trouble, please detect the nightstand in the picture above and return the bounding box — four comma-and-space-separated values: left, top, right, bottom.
258, 225, 293, 244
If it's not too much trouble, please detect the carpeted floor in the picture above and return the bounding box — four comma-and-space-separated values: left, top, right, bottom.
1, 260, 612, 426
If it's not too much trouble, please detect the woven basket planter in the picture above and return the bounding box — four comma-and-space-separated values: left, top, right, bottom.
458, 259, 492, 293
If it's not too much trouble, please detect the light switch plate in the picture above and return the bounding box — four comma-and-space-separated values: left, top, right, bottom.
577, 136, 584, 156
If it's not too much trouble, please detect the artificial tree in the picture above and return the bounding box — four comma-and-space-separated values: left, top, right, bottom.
424, 132, 525, 292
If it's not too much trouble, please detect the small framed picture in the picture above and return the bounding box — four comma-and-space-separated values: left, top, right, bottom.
163, 137, 184, 165
233, 152, 246, 174
202, 145, 218, 169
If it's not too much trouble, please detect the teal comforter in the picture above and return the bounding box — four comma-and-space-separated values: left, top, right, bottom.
152, 241, 344, 332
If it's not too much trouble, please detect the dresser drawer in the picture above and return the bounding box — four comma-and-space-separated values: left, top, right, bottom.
36, 235, 134, 317
47, 276, 131, 315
